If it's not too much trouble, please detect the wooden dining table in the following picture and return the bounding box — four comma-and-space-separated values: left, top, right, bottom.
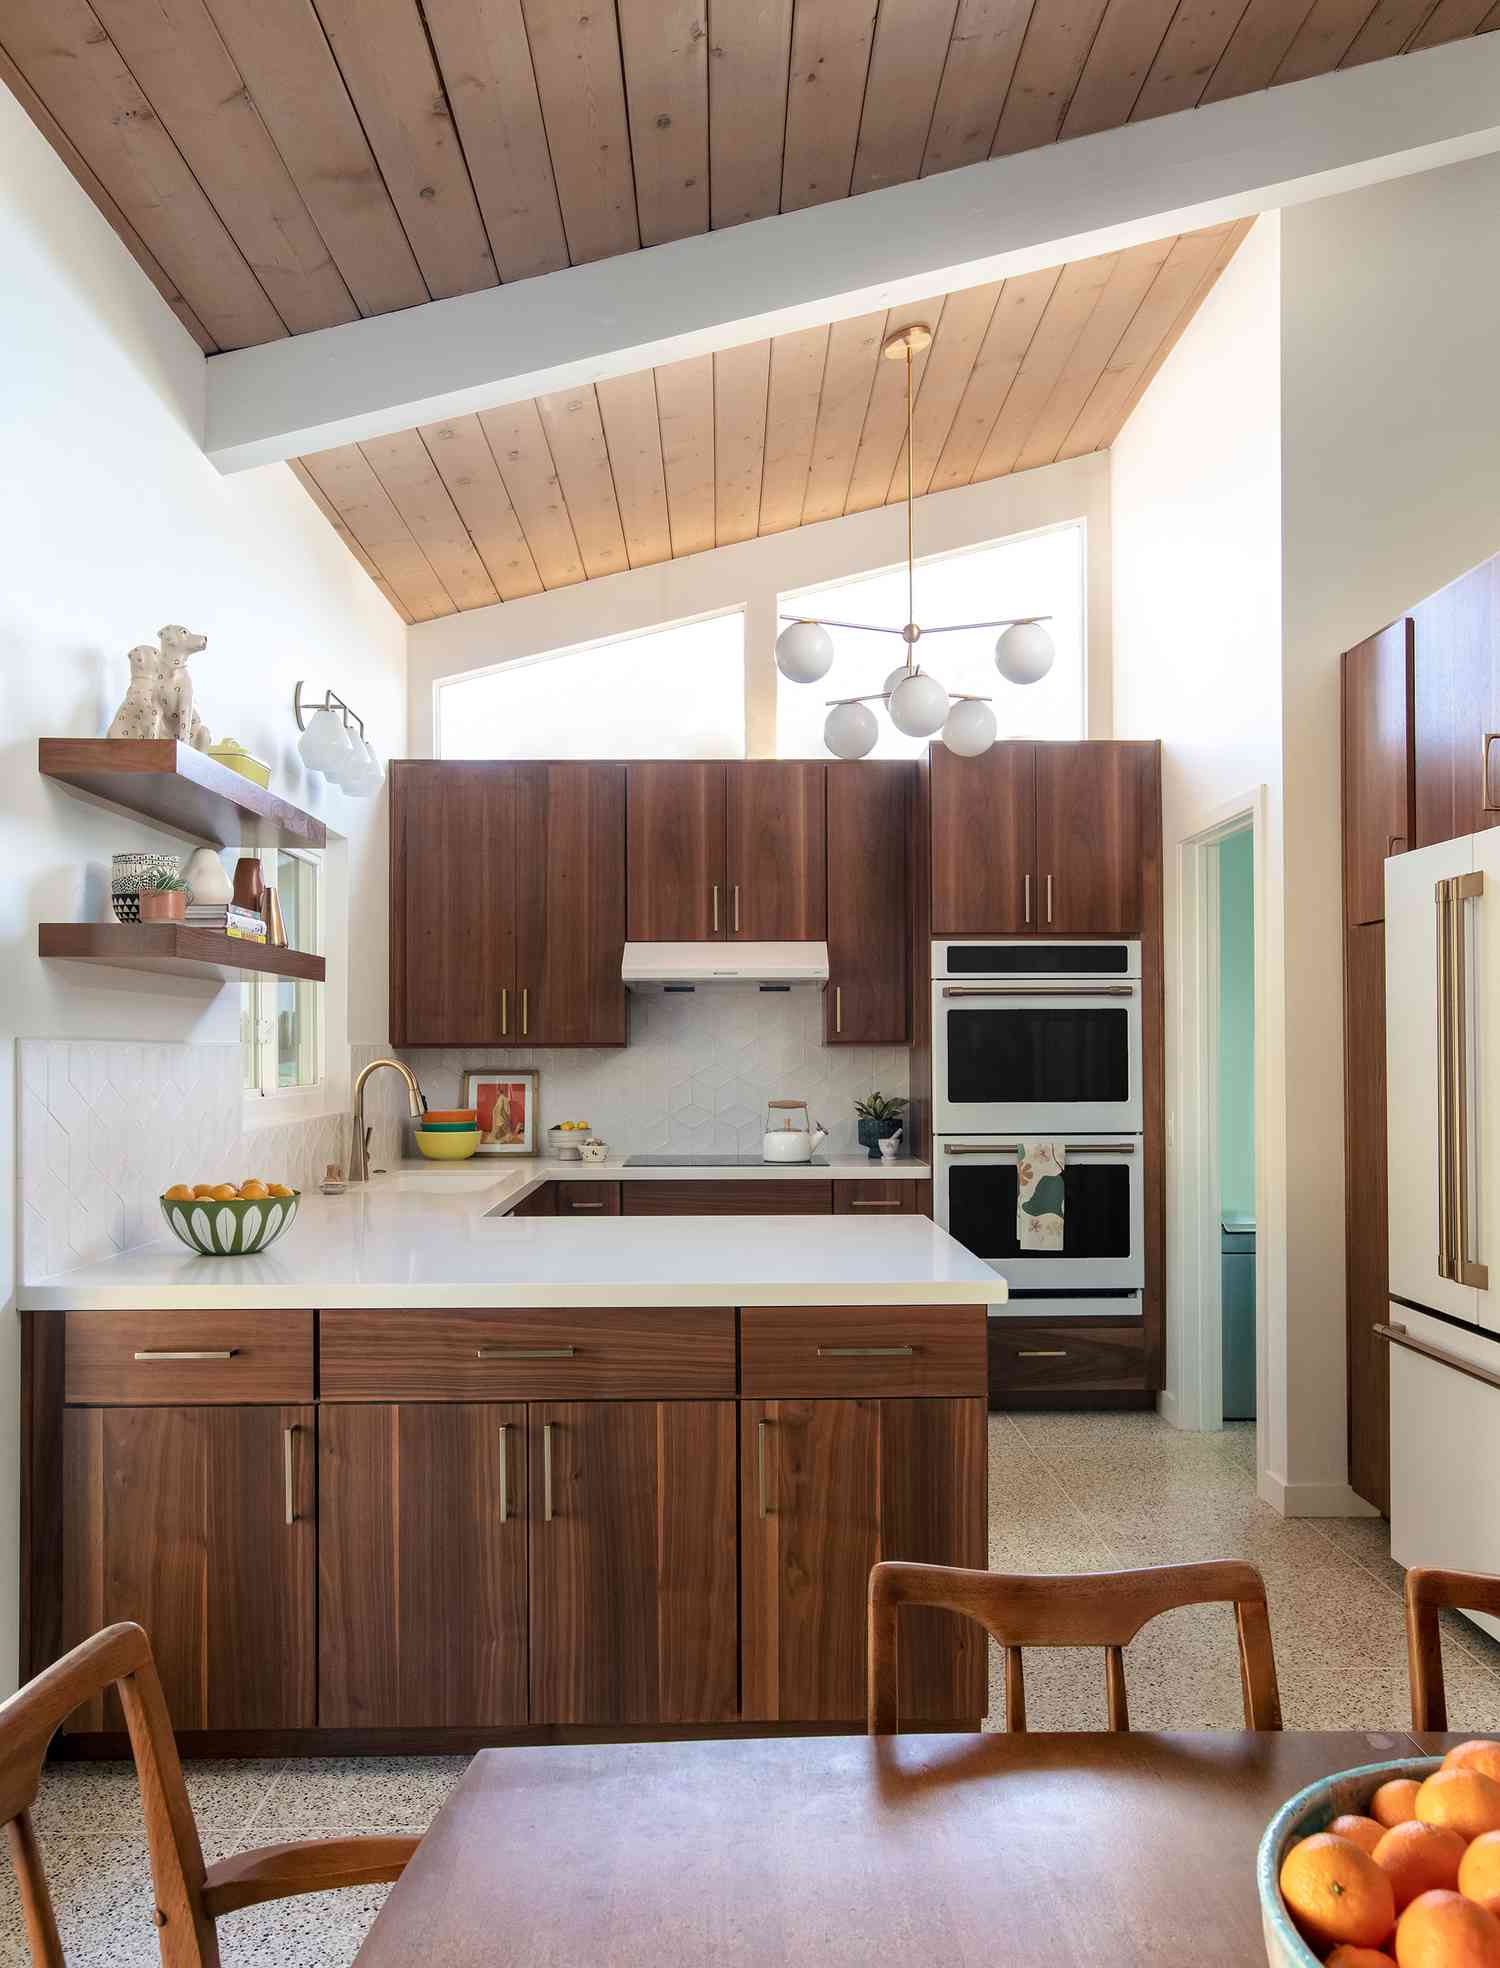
351, 1727, 1458, 1965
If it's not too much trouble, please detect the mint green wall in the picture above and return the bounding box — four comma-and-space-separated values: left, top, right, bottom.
1218, 828, 1255, 1221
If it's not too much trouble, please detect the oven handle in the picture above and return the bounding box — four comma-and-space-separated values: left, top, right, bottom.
939, 984, 1135, 998
943, 1142, 1137, 1156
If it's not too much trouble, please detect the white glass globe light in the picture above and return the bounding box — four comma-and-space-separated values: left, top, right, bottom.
995, 620, 1055, 685
298, 706, 347, 773
323, 722, 362, 791
884, 662, 914, 698
824, 700, 879, 760
941, 697, 997, 757
361, 740, 385, 790
887, 668, 949, 738
341, 738, 377, 797
775, 620, 835, 684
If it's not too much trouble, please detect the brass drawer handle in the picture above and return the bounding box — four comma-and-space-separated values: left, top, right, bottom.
476, 1345, 576, 1359
1018, 1349, 1068, 1358
498, 1421, 511, 1523
1046, 873, 1054, 924
134, 1349, 238, 1361
543, 1420, 555, 1522
848, 1199, 902, 1209
566, 1201, 606, 1210
757, 1418, 773, 1518
500, 986, 508, 1036
816, 1344, 915, 1357
1024, 873, 1032, 924
712, 883, 720, 932
283, 1425, 297, 1526
733, 884, 741, 933
835, 985, 843, 1034
521, 987, 529, 1037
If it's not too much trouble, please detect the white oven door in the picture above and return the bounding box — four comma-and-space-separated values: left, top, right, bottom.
931, 980, 1143, 1134
934, 1137, 1144, 1290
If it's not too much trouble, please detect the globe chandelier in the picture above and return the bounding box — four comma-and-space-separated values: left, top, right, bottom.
774, 323, 1056, 760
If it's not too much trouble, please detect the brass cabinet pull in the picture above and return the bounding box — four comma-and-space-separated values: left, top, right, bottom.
1019, 1349, 1068, 1358
817, 1344, 914, 1357
476, 1344, 576, 1359
283, 1425, 297, 1526
521, 987, 529, 1037
940, 983, 1134, 998
711, 884, 720, 932
848, 1199, 902, 1209
1024, 874, 1032, 925
835, 985, 843, 1034
567, 1201, 606, 1211
1437, 879, 1454, 1282
1484, 733, 1500, 812
1387, 835, 1407, 857
733, 885, 741, 933
1377, 1321, 1500, 1393
543, 1421, 555, 1522
498, 1422, 511, 1523
1451, 871, 1487, 1289
757, 1419, 773, 1519
133, 1349, 238, 1361
500, 986, 508, 1036
1046, 873, 1054, 924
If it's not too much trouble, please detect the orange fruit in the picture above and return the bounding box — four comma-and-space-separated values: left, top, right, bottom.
1280, 1834, 1398, 1951
1447, 1743, 1500, 1785
1395, 1889, 1500, 1968
1327, 1950, 1398, 1968
163, 1183, 193, 1202
267, 1182, 295, 1198
1334, 1816, 1392, 1857
1460, 1832, 1500, 1916
1375, 1781, 1425, 1829
1416, 1769, 1500, 1842
1375, 1821, 1467, 1910
209, 1183, 240, 1202
191, 1183, 217, 1199
239, 1180, 269, 1199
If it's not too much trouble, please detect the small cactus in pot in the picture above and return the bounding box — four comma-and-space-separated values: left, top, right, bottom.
854, 1091, 906, 1161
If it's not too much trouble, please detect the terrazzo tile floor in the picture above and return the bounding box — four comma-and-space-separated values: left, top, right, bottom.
9, 1412, 1498, 1964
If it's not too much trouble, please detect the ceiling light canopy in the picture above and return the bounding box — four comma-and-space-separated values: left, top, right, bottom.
775, 323, 1055, 759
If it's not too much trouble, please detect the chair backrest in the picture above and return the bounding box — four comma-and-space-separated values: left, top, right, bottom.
1405, 1566, 1500, 1730
0, 1623, 217, 1967
867, 1558, 1281, 1733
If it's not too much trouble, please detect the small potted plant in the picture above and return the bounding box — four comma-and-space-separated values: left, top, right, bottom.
854, 1091, 906, 1161
137, 867, 190, 923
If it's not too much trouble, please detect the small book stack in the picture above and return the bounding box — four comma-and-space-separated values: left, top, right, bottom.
185, 903, 267, 943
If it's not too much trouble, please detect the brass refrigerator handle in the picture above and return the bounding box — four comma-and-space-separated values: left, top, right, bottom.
757, 1419, 772, 1518
1436, 879, 1454, 1283
1452, 871, 1488, 1290
1376, 1322, 1500, 1394
543, 1421, 555, 1522
283, 1425, 296, 1527
940, 984, 1135, 998
498, 1421, 511, 1523
1483, 733, 1500, 813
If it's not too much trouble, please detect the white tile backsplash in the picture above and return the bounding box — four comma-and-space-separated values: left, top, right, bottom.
15, 1038, 403, 1283
397, 991, 910, 1161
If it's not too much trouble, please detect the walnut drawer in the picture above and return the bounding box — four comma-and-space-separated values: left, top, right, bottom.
320, 1306, 736, 1400
988, 1324, 1147, 1393
740, 1304, 987, 1398
621, 1181, 833, 1215
64, 1309, 313, 1404
833, 1179, 917, 1214
555, 1181, 620, 1216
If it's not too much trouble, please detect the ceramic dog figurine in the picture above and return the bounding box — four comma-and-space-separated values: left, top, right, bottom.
156, 624, 212, 750
106, 645, 165, 740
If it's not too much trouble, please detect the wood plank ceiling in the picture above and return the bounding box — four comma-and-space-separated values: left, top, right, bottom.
293, 221, 1250, 622
1, 0, 1492, 359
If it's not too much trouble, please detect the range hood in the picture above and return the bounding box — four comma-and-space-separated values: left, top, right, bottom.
622, 942, 830, 991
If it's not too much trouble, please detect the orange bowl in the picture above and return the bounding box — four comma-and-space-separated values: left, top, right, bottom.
424, 1108, 477, 1124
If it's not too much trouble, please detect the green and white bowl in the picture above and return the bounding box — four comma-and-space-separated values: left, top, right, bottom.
1258, 1753, 1438, 1967
160, 1190, 300, 1257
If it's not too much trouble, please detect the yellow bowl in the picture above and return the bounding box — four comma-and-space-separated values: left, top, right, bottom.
207, 741, 272, 789
415, 1128, 480, 1161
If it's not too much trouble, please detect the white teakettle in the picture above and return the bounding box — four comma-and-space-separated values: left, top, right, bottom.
762, 1098, 828, 1163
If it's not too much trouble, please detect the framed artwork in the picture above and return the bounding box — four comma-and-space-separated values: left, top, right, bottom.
462, 1068, 538, 1156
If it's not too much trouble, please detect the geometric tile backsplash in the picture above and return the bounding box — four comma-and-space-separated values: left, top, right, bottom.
15, 1038, 403, 1283
396, 988, 911, 1162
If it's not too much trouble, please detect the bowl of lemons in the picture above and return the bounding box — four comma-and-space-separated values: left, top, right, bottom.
160, 1180, 300, 1256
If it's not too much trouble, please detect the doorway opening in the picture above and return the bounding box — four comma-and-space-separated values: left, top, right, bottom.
1216, 828, 1256, 1428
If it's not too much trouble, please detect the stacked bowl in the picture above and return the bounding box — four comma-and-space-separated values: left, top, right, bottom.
415, 1107, 481, 1161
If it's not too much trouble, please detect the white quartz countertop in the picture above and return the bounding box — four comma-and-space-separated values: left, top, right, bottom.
21, 1161, 1003, 1312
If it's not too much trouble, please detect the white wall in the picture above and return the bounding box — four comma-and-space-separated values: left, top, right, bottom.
1110, 217, 1290, 1481
1277, 149, 1500, 1511
406, 456, 1112, 753
0, 84, 407, 1690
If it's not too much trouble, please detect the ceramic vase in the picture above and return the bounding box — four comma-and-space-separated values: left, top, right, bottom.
183, 846, 232, 905
857, 1115, 903, 1161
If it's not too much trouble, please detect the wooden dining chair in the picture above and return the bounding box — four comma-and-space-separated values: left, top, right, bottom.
867, 1558, 1281, 1734
1, 1622, 418, 1966
1405, 1566, 1500, 1729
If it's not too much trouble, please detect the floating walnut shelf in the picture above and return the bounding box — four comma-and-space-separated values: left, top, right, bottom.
38, 923, 326, 985
38, 738, 327, 850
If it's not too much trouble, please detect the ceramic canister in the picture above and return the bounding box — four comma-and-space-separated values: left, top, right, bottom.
111, 851, 180, 923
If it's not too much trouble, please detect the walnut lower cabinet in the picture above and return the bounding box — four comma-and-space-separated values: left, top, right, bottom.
40, 1302, 986, 1748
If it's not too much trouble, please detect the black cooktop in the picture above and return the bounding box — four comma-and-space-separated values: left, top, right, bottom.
623, 1153, 831, 1168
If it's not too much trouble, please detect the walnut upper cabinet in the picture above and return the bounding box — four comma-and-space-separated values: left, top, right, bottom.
1343, 618, 1414, 927
391, 761, 625, 1047
931, 741, 1157, 936
1411, 556, 1500, 849
626, 763, 826, 941
825, 762, 910, 1044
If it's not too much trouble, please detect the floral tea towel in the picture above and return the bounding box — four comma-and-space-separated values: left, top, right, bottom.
1017, 1142, 1066, 1251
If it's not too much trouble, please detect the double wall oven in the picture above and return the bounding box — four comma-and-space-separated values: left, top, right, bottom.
931, 941, 1145, 1322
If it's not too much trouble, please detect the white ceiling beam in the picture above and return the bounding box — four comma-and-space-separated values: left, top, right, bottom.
205, 36, 1500, 473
